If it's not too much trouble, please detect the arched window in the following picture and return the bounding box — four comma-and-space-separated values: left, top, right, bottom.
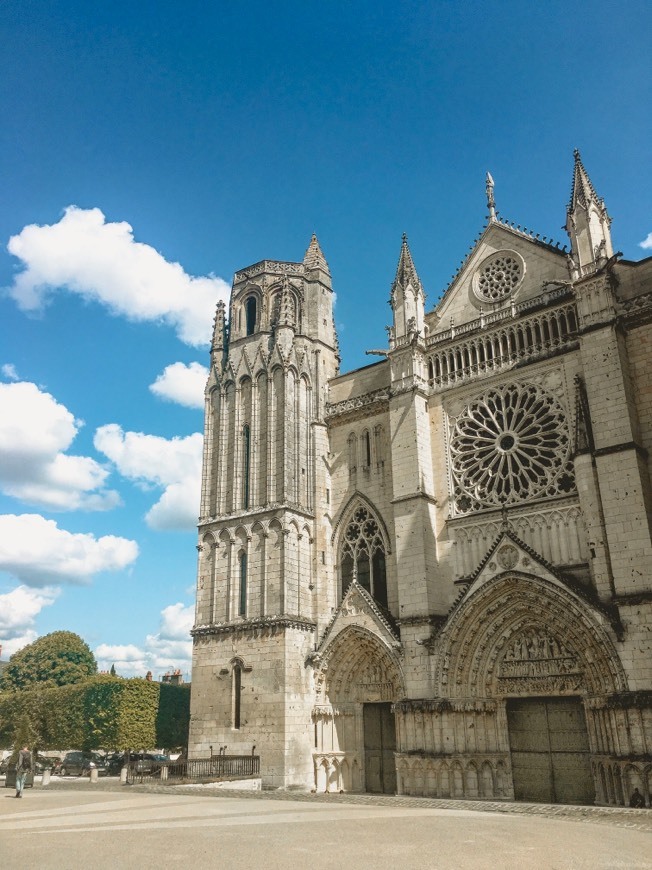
374, 425, 384, 467
363, 430, 372, 468
242, 424, 251, 509
232, 662, 242, 729
347, 432, 357, 479
238, 551, 247, 616
245, 297, 257, 335
340, 503, 388, 608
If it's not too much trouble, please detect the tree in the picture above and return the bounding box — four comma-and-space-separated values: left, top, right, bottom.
0, 631, 97, 692
110, 664, 116, 677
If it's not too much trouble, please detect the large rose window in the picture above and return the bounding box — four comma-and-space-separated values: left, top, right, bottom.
449, 383, 574, 513
474, 251, 524, 303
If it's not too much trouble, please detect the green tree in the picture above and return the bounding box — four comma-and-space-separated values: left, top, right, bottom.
110, 664, 116, 677
0, 631, 97, 691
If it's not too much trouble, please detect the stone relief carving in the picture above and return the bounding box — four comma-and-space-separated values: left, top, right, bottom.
497, 631, 582, 691
496, 544, 519, 570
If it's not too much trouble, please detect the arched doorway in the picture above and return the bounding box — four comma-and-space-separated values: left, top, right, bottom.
313, 626, 404, 794
430, 563, 627, 804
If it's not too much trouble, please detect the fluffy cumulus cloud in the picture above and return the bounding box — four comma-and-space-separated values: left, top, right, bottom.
149, 361, 208, 409
640, 232, 652, 250
0, 585, 60, 657
94, 424, 202, 531
2, 363, 19, 381
6, 206, 230, 346
0, 514, 138, 586
95, 602, 193, 678
0, 381, 120, 511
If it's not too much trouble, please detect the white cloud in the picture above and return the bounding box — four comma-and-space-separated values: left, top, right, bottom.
0, 381, 120, 511
0, 585, 60, 657
94, 424, 202, 531
0, 514, 138, 587
640, 232, 652, 250
6, 206, 230, 346
149, 361, 207, 409
2, 363, 19, 381
95, 602, 193, 678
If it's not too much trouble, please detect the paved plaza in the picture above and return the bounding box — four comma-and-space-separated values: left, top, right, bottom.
0, 781, 650, 869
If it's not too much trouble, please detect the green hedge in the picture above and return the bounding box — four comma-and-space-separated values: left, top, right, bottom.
0, 676, 190, 751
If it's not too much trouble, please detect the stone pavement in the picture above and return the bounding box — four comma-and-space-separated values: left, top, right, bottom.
1, 779, 650, 870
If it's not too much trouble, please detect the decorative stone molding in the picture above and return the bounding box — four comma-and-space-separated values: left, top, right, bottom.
393, 698, 498, 714
325, 387, 390, 421
234, 260, 305, 282
192, 615, 316, 639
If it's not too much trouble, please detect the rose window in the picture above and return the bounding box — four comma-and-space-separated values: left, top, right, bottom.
474, 252, 523, 303
449, 383, 574, 513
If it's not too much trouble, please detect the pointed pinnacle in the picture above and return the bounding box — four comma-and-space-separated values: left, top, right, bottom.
303, 233, 330, 274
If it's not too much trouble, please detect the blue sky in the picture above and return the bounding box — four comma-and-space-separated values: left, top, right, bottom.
1, 1, 650, 678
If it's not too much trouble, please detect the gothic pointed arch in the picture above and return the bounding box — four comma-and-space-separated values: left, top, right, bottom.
433, 569, 627, 699
314, 624, 405, 706
332, 493, 392, 553
332, 494, 391, 607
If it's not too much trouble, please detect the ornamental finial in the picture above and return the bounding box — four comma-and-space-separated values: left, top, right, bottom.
486, 172, 496, 220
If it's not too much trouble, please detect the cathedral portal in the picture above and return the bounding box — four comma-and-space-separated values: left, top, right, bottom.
312, 616, 404, 793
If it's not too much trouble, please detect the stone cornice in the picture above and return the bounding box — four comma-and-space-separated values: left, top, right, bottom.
192, 616, 316, 638
198, 503, 315, 528
234, 260, 304, 283
325, 387, 390, 422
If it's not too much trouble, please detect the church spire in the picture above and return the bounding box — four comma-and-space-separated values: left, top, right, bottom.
303, 233, 330, 275
390, 234, 425, 341
565, 150, 613, 277
392, 234, 422, 298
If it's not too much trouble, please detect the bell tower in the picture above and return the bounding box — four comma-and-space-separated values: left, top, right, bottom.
189, 236, 339, 788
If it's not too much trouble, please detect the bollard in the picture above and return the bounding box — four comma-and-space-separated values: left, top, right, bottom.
120, 767, 128, 784
42, 768, 51, 786
161, 765, 168, 781
90, 767, 99, 783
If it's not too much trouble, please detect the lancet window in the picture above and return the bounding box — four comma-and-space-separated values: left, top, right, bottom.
340, 504, 388, 608
242, 424, 251, 509
245, 296, 257, 335
232, 661, 242, 729
238, 551, 247, 616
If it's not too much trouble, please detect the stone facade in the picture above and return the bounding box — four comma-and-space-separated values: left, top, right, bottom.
189, 153, 652, 805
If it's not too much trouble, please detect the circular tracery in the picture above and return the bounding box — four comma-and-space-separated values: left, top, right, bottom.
474, 251, 523, 303
449, 383, 573, 513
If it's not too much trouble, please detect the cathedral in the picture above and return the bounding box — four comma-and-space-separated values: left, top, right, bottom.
189, 152, 652, 806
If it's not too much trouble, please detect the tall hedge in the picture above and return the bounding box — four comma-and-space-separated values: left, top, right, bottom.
157, 683, 191, 749
0, 676, 190, 751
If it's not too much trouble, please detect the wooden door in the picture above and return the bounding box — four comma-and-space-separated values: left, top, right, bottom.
363, 703, 397, 794
507, 697, 594, 804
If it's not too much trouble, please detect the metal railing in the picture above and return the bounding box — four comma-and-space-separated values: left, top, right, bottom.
126, 755, 260, 785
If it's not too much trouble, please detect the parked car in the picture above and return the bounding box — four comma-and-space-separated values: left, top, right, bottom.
134, 752, 169, 774
34, 754, 59, 772
58, 751, 108, 777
